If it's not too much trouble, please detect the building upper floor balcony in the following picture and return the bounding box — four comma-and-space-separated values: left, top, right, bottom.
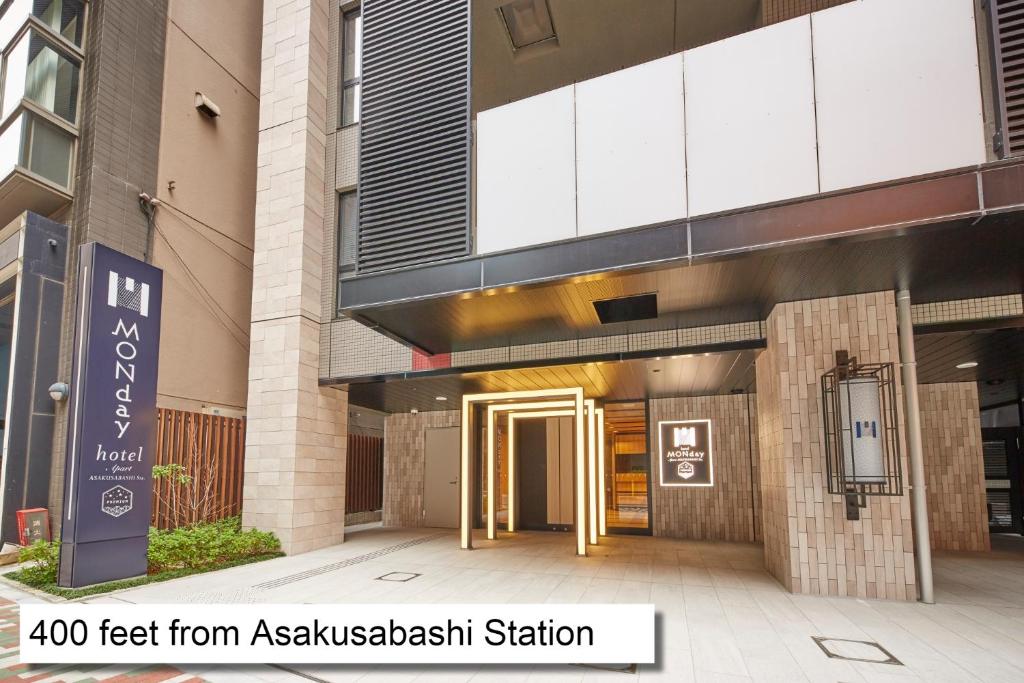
0, 0, 83, 228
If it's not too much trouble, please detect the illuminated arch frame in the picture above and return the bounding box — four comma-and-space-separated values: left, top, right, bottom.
506, 408, 576, 534
596, 407, 606, 536
485, 399, 606, 548
461, 388, 587, 556
485, 400, 575, 539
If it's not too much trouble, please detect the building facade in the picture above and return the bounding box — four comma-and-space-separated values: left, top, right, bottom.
0, 0, 261, 542
246, 0, 1024, 600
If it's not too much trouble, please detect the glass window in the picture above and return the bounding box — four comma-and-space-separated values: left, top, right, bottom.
0, 114, 26, 180
24, 112, 72, 186
2, 29, 80, 123
0, 110, 73, 188
340, 8, 361, 126
337, 190, 358, 273
39, 0, 85, 46
0, 0, 86, 50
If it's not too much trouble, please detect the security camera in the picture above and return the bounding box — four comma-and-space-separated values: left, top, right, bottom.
48, 382, 69, 402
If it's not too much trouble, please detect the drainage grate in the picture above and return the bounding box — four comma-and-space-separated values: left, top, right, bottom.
812, 637, 902, 665
253, 533, 446, 590
376, 572, 421, 582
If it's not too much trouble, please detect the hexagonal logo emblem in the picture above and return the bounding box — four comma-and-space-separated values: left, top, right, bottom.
101, 485, 133, 518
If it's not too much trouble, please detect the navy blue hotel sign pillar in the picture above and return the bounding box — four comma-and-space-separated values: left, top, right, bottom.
58, 243, 163, 588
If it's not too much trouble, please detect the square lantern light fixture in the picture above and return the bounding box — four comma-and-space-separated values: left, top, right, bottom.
821, 351, 902, 519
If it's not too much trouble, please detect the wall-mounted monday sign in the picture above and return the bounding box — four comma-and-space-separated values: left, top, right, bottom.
58, 243, 163, 588
658, 419, 713, 487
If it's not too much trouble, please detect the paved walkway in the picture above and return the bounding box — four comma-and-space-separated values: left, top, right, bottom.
2, 528, 1023, 682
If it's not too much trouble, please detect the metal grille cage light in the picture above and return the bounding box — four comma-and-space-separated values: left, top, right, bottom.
821, 351, 902, 519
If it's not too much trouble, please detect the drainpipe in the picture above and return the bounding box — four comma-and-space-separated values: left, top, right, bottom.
896, 289, 934, 604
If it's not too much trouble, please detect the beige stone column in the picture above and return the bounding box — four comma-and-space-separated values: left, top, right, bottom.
755, 291, 917, 600
242, 0, 348, 555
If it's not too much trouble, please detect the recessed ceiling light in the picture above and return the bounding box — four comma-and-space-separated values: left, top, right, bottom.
955, 361, 978, 369
411, 408, 419, 414
499, 0, 556, 50
435, 396, 447, 401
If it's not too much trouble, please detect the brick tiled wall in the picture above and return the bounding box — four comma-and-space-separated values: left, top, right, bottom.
383, 411, 461, 527
920, 382, 990, 552
648, 394, 761, 542
756, 292, 916, 600
762, 0, 854, 25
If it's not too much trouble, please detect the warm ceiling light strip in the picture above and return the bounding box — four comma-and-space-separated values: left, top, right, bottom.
596, 407, 607, 537
574, 392, 587, 556
585, 399, 598, 546
486, 407, 497, 541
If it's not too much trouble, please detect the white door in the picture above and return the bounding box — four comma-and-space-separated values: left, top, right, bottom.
423, 427, 460, 528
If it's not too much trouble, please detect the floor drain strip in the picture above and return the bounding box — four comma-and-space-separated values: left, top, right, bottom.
253, 533, 446, 589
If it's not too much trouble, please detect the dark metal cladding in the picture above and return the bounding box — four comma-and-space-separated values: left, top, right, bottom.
357, 0, 471, 273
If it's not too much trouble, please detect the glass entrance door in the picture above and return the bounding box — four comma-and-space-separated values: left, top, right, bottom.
603, 401, 651, 535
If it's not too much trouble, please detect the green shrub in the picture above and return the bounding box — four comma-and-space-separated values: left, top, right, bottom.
17, 540, 60, 587
146, 516, 280, 574
12, 517, 280, 591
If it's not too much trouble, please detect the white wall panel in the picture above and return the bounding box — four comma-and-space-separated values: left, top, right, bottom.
576, 55, 686, 235
813, 0, 986, 192
476, 85, 576, 254
685, 16, 818, 217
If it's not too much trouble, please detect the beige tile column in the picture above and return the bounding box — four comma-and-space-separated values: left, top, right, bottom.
755, 291, 917, 600
242, 0, 348, 555
920, 382, 989, 552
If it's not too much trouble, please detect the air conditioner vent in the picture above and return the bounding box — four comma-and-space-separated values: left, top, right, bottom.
356, 0, 472, 273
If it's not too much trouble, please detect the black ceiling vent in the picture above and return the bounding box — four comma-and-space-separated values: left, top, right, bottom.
593, 293, 658, 325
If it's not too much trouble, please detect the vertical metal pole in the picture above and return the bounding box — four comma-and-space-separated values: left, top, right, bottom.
897, 289, 934, 604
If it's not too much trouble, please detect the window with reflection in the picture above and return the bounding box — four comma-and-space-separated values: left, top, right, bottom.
0, 110, 74, 188
2, 29, 80, 123
0, 0, 85, 50
340, 7, 361, 126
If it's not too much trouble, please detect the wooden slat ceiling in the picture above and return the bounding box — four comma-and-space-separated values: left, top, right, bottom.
363, 217, 1024, 352
604, 401, 647, 435
348, 349, 758, 414
351, 325, 1024, 414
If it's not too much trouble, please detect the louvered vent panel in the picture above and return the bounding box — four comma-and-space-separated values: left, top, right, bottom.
983, 440, 1009, 478
991, 0, 1024, 156
357, 0, 471, 273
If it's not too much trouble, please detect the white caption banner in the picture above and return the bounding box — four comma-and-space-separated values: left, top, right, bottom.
21, 604, 655, 665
